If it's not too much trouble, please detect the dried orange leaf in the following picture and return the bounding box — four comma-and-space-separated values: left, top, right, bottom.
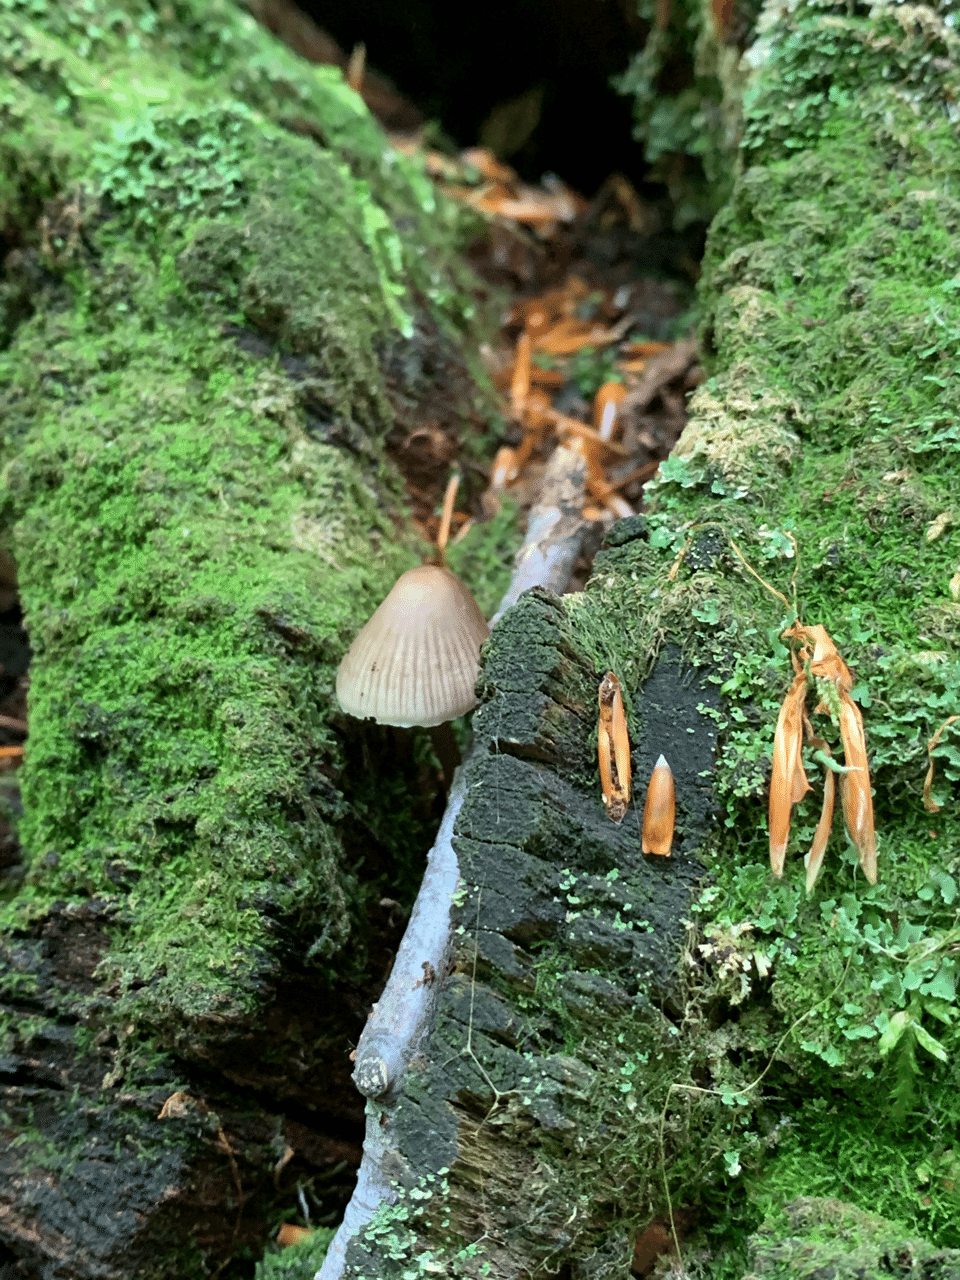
620, 340, 672, 358
838, 695, 877, 884
510, 332, 531, 419
461, 146, 517, 183
510, 432, 538, 479
528, 364, 564, 387
346, 42, 366, 92
546, 409, 630, 456
769, 673, 810, 876
599, 673, 631, 823
277, 1224, 313, 1248
534, 317, 622, 355
612, 702, 632, 805
469, 187, 577, 224
593, 381, 626, 440
488, 446, 516, 492
522, 387, 553, 430
642, 754, 675, 856
572, 437, 605, 489
598, 721, 614, 805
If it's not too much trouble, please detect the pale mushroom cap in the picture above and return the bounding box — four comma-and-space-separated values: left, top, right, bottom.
336, 565, 490, 728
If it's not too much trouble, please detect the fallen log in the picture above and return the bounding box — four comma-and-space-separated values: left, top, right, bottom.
320, 1, 960, 1275
0, 3, 492, 1276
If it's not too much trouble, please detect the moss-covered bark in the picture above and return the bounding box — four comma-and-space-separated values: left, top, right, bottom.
333, 3, 960, 1277
0, 3, 497, 1276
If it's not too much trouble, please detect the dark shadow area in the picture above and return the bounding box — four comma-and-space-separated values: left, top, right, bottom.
292, 0, 652, 194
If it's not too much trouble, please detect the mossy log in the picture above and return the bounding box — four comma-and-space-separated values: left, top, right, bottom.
2, 1, 960, 1279
328, 3, 960, 1279
0, 4, 493, 1278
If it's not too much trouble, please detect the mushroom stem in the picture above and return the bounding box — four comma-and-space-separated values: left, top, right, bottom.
428, 721, 461, 789
435, 472, 460, 560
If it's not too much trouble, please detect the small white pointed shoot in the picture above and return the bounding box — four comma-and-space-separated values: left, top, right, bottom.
642, 754, 675, 857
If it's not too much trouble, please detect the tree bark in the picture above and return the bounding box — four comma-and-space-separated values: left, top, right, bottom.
326, 2, 960, 1277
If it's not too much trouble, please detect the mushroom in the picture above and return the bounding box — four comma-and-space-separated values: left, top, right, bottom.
336, 476, 490, 784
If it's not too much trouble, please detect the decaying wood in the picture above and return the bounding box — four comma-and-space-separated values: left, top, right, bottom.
321, 466, 594, 1280
325, 576, 719, 1278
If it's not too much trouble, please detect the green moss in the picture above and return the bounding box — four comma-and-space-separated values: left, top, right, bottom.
0, 0, 483, 336
0, 0, 491, 1049
615, 0, 755, 228
1, 218, 410, 1029
744, 1197, 960, 1279
747, 1109, 960, 1249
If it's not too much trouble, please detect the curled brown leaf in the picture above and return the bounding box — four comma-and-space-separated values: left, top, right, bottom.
769, 673, 810, 876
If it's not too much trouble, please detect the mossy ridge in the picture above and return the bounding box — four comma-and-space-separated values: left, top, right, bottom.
0, 9, 490, 1052
546, 0, 960, 1263
658, 0, 960, 1092
0, 0, 484, 341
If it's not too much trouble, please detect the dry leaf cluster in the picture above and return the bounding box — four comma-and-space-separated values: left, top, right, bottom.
484, 286, 680, 521
770, 624, 877, 891
597, 673, 675, 857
